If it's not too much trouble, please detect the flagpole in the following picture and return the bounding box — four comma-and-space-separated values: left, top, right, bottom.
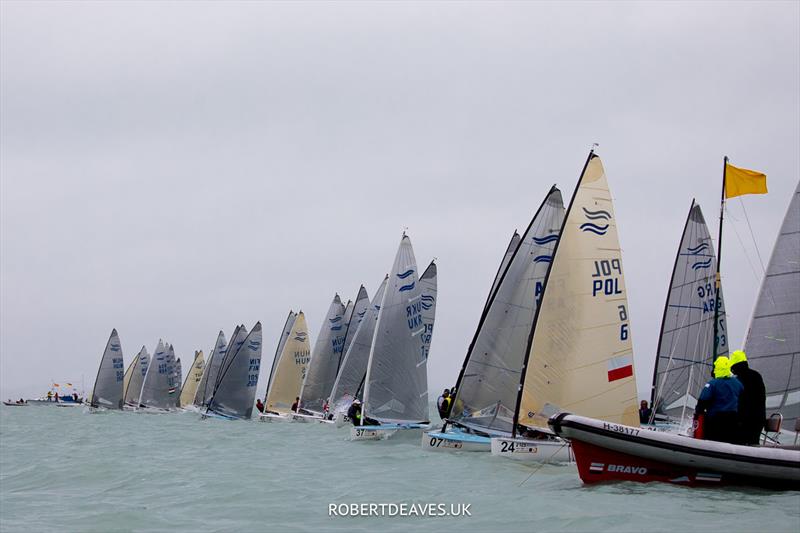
712, 156, 728, 361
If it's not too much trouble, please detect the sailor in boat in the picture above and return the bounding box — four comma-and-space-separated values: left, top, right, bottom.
54, 392, 59, 402
638, 400, 652, 424
347, 399, 379, 427
291, 397, 299, 412
256, 399, 264, 413
436, 389, 450, 420
695, 356, 743, 444
46, 391, 53, 402
729, 350, 767, 445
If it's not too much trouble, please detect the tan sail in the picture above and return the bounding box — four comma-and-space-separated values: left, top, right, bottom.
178, 351, 205, 408
121, 352, 139, 401
266, 312, 311, 414
519, 154, 639, 429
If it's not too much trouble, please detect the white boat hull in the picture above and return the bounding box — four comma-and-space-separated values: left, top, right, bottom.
350, 424, 430, 441
490, 436, 574, 463
422, 431, 492, 452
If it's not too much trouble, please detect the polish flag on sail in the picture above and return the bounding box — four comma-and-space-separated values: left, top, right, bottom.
607, 355, 633, 382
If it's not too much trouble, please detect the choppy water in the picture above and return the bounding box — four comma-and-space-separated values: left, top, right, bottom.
1, 405, 798, 533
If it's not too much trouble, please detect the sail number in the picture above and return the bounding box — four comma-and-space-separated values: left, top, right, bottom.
591, 260, 623, 297
618, 305, 629, 341
428, 437, 462, 449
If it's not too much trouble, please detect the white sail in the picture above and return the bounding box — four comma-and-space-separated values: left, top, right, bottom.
418, 262, 437, 364
179, 351, 205, 408
265, 312, 311, 414
89, 329, 124, 409
299, 295, 346, 414
363, 234, 429, 424
125, 347, 149, 406
518, 153, 639, 430
329, 278, 386, 413
173, 356, 182, 401
194, 331, 228, 407
651, 201, 728, 420
744, 180, 800, 427
208, 323, 263, 419
341, 286, 370, 364
450, 187, 565, 435
139, 340, 175, 410
485, 231, 522, 312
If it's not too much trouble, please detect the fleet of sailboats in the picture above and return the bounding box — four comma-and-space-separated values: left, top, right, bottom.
39, 150, 797, 489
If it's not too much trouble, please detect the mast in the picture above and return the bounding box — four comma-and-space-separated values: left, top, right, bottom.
711, 156, 727, 361
511, 149, 594, 438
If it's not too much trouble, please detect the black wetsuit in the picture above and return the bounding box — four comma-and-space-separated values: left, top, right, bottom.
732, 361, 766, 445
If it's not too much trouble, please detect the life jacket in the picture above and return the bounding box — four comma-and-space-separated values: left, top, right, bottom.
443, 396, 452, 414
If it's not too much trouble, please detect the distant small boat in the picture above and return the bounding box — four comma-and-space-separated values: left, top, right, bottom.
3, 401, 28, 407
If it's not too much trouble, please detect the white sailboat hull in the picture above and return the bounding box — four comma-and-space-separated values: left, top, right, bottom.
490, 436, 574, 463
350, 423, 431, 442
422, 430, 492, 452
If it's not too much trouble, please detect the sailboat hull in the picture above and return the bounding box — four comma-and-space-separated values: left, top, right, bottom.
549, 413, 800, 489
350, 424, 431, 441
490, 436, 573, 463
422, 430, 491, 452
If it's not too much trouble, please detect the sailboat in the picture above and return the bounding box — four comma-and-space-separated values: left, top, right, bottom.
178, 351, 205, 408
328, 279, 387, 426
193, 331, 228, 409
137, 340, 179, 412
87, 329, 125, 411
743, 180, 799, 433
123, 346, 150, 409
296, 295, 346, 420
649, 201, 728, 431
204, 323, 263, 420
351, 234, 435, 441
490, 151, 639, 462
260, 312, 313, 422
552, 160, 800, 489
424, 187, 564, 452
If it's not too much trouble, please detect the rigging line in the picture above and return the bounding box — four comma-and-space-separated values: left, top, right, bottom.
518, 441, 570, 487
725, 203, 761, 282
739, 197, 780, 312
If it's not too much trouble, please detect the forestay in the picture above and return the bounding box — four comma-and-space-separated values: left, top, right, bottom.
208, 322, 263, 419
124, 347, 149, 406
179, 351, 205, 408
363, 234, 430, 424
194, 331, 228, 407
451, 187, 564, 435
517, 153, 639, 431
299, 295, 346, 414
651, 201, 728, 421
265, 312, 311, 414
90, 329, 125, 409
329, 278, 386, 414
744, 181, 800, 428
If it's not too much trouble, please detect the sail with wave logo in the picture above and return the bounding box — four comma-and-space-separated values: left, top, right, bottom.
265, 312, 311, 414
515, 152, 639, 432
449, 187, 565, 435
744, 180, 800, 428
341, 286, 370, 366
418, 262, 437, 363
207, 322, 263, 419
650, 201, 728, 421
363, 234, 430, 424
139, 340, 175, 410
329, 278, 386, 414
484, 231, 522, 312
299, 295, 347, 414
124, 347, 149, 406
89, 329, 125, 409
179, 351, 205, 408
194, 331, 228, 407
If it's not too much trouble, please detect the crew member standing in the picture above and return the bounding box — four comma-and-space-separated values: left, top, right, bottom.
695, 356, 743, 444
730, 350, 766, 445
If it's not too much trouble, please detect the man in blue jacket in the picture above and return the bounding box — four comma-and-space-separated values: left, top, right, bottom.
695, 356, 743, 444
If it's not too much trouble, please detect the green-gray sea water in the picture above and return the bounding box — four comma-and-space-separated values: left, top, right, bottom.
1, 405, 798, 532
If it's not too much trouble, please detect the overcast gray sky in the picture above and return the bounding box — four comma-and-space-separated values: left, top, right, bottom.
1, 1, 798, 403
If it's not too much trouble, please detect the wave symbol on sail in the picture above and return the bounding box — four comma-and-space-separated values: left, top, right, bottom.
691, 258, 713, 270
397, 269, 415, 279
532, 234, 559, 245
420, 294, 435, 310
580, 207, 611, 236
399, 282, 415, 292
533, 255, 552, 263
686, 242, 710, 255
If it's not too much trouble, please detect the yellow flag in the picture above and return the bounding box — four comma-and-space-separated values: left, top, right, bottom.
725, 163, 767, 198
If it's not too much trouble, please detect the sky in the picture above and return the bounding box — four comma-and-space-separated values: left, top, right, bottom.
1, 1, 798, 404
